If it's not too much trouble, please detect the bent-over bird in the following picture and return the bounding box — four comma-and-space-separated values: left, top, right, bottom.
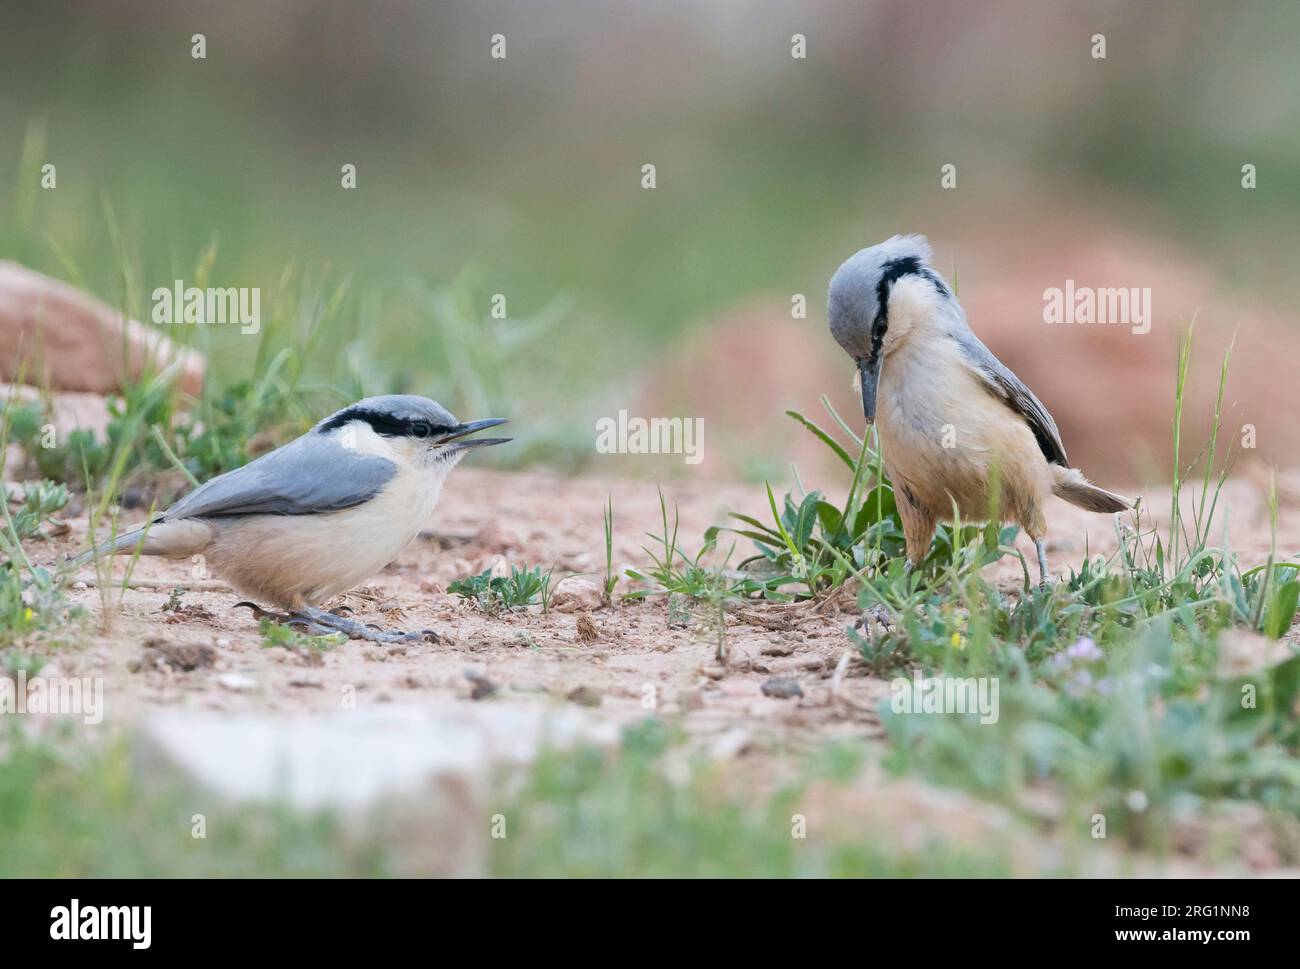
827, 235, 1132, 584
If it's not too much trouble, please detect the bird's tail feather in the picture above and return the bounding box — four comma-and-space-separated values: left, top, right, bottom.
68, 527, 147, 570
1052, 466, 1133, 514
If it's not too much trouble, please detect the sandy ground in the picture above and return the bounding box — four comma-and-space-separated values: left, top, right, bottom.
28, 467, 1299, 747
10, 465, 1299, 875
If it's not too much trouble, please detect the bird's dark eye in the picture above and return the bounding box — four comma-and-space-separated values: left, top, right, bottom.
410, 421, 432, 439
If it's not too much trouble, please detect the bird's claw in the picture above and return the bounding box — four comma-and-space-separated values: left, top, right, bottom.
284, 616, 337, 637
234, 601, 292, 623
351, 625, 440, 645
290, 609, 440, 646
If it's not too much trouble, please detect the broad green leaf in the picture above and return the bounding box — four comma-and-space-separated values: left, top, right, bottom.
1264, 580, 1300, 639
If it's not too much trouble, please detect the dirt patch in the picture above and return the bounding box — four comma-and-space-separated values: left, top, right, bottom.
130, 638, 218, 674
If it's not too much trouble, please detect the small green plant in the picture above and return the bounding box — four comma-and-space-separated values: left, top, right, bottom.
1, 401, 112, 485
1262, 574, 1300, 640
0, 403, 79, 640
1, 649, 46, 678
625, 487, 746, 602
449, 564, 555, 615
0, 561, 78, 641
0, 423, 78, 639
1, 365, 182, 488
6, 480, 70, 541
258, 618, 345, 651
602, 493, 617, 605
625, 487, 748, 661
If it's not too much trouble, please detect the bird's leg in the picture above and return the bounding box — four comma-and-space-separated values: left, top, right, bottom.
289, 605, 440, 645
1035, 537, 1050, 587
895, 489, 935, 578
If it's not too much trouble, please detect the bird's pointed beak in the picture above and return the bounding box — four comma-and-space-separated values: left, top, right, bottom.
857, 356, 882, 424
443, 417, 511, 450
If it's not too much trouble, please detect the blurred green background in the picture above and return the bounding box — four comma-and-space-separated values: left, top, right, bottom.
2, 0, 1298, 480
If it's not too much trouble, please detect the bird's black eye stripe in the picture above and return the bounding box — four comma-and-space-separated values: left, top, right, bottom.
406, 420, 457, 438
869, 257, 918, 356
867, 256, 949, 357
318, 407, 453, 438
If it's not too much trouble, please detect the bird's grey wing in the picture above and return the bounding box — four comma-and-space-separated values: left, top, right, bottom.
160, 434, 397, 520
954, 330, 1068, 466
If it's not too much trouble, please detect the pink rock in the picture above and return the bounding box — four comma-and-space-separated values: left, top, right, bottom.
0, 261, 204, 396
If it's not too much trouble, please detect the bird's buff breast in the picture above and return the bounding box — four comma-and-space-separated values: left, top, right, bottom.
876, 338, 1047, 519
203, 469, 444, 609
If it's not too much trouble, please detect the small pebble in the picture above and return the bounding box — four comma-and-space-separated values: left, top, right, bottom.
761, 677, 804, 699
464, 669, 498, 700
215, 672, 256, 692
566, 685, 602, 707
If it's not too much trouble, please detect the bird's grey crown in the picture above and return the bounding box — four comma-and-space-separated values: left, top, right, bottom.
827, 234, 936, 358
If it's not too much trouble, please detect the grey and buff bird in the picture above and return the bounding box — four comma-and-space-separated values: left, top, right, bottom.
828, 235, 1132, 584
74, 395, 509, 642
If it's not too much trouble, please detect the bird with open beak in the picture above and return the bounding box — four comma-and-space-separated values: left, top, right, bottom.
827, 235, 1132, 584
73, 395, 509, 642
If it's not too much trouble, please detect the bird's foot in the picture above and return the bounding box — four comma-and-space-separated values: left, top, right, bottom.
853, 604, 893, 640
290, 606, 440, 645
235, 601, 438, 644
